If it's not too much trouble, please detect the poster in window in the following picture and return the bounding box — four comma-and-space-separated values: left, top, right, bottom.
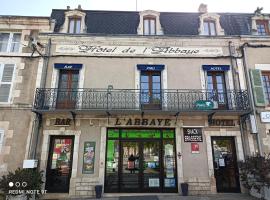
82, 142, 95, 174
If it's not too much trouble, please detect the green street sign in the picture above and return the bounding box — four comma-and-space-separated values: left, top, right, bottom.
195, 100, 214, 110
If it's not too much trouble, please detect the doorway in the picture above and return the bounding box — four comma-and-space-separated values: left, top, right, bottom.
45, 136, 74, 193
211, 137, 240, 193
105, 129, 177, 193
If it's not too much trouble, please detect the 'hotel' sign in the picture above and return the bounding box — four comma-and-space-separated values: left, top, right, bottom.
56, 45, 223, 57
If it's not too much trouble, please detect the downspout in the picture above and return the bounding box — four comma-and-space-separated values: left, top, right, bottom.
228, 41, 247, 159
241, 43, 262, 156
28, 38, 52, 159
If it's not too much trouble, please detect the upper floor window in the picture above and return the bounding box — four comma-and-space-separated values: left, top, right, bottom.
0, 33, 21, 53
68, 17, 81, 34
203, 20, 217, 36
0, 64, 15, 103
256, 20, 269, 35
262, 71, 270, 104
143, 16, 156, 35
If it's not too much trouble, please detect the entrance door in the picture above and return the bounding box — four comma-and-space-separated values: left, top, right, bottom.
207, 71, 227, 108
211, 137, 240, 193
56, 69, 79, 109
120, 140, 161, 192
140, 71, 161, 109
45, 136, 74, 193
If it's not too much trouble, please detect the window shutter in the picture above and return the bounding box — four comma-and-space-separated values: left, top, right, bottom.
250, 69, 266, 106
0, 64, 14, 102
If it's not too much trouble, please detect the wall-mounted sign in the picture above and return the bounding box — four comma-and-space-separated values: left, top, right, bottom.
54, 63, 82, 69
260, 112, 270, 123
195, 100, 214, 110
183, 128, 203, 142
137, 64, 165, 71
209, 119, 236, 126
115, 118, 172, 126
191, 143, 200, 154
202, 65, 230, 71
54, 118, 72, 126
82, 142, 95, 174
56, 45, 223, 57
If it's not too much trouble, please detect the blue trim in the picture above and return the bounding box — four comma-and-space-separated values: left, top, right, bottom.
137, 64, 165, 71
54, 63, 83, 70
202, 65, 230, 71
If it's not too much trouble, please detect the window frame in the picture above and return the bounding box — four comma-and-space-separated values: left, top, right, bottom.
203, 20, 217, 36
261, 71, 270, 105
0, 32, 21, 53
143, 16, 156, 35
256, 20, 270, 36
0, 63, 16, 104
68, 17, 82, 34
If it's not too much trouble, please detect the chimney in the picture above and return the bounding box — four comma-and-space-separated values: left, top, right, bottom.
67, 6, 70, 10
198, 3, 208, 13
78, 4, 82, 10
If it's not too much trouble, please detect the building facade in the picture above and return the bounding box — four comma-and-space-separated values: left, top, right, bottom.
1, 5, 270, 199
0, 15, 50, 175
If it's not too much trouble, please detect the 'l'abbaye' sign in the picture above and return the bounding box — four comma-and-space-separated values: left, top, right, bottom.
56, 45, 223, 57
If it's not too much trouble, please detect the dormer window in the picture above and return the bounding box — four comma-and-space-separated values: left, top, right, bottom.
68, 17, 81, 34
143, 16, 156, 35
256, 20, 269, 35
203, 20, 217, 36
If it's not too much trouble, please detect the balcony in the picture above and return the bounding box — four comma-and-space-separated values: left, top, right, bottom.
33, 88, 250, 115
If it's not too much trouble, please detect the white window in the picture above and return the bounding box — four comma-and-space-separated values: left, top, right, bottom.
143, 16, 156, 35
0, 129, 4, 150
0, 33, 21, 53
0, 64, 15, 102
203, 20, 217, 36
68, 17, 81, 34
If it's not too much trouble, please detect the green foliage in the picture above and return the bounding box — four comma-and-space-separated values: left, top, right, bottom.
239, 154, 270, 191
0, 168, 44, 198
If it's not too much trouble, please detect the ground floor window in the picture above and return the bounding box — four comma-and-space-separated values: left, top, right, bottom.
105, 128, 177, 193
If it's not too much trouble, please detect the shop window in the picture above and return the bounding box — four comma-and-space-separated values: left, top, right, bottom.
256, 20, 269, 35
68, 17, 81, 34
262, 71, 270, 104
0, 64, 15, 103
0, 33, 21, 53
143, 16, 156, 35
203, 20, 217, 36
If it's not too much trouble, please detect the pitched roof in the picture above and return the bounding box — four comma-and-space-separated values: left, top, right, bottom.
51, 9, 255, 36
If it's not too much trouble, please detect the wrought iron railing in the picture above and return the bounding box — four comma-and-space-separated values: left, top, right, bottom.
33, 88, 250, 112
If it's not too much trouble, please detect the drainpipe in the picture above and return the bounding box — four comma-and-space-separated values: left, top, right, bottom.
241, 43, 262, 156
28, 38, 52, 159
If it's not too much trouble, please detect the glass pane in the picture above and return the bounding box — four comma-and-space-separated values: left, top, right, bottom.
141, 75, 149, 83
210, 22, 216, 35
12, 33, 21, 42
0, 33, 9, 52
203, 22, 210, 35
152, 75, 160, 83
105, 140, 119, 191
122, 142, 139, 189
75, 19, 81, 33
150, 19, 156, 35
152, 83, 160, 90
69, 19, 75, 33
143, 141, 160, 188
144, 19, 149, 35
163, 140, 176, 188
141, 83, 149, 90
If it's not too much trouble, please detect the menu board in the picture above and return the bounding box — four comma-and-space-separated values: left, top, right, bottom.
183, 128, 203, 142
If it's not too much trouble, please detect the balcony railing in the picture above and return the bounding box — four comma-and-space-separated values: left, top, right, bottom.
33, 88, 250, 112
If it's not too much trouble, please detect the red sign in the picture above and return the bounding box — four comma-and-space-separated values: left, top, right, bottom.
191, 143, 199, 154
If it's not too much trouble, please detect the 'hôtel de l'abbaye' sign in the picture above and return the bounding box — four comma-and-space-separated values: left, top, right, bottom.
56, 45, 223, 57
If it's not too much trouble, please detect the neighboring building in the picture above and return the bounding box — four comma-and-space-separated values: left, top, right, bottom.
0, 16, 50, 174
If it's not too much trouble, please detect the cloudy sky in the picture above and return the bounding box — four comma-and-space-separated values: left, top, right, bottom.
1, 0, 270, 16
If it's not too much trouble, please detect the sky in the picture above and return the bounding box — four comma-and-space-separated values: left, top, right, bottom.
0, 0, 269, 16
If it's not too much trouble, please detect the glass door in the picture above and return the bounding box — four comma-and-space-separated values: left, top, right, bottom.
207, 71, 227, 108
140, 71, 161, 109
211, 137, 240, 193
120, 141, 140, 192
45, 136, 74, 193
56, 69, 79, 109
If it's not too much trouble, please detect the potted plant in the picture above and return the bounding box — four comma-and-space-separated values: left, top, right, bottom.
180, 182, 189, 196
0, 168, 44, 200
238, 154, 270, 200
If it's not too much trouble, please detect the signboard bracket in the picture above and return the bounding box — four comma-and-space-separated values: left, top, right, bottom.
70, 111, 76, 128
208, 112, 216, 124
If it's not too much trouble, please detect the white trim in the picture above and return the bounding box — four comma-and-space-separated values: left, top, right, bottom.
255, 64, 270, 71
60, 10, 86, 33
162, 66, 168, 108
135, 66, 140, 108
227, 69, 234, 90
99, 127, 107, 187
176, 126, 184, 192
137, 10, 163, 35
198, 13, 225, 36
200, 67, 206, 90
237, 59, 246, 90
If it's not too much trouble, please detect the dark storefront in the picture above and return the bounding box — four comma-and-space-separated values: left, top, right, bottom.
104, 128, 178, 193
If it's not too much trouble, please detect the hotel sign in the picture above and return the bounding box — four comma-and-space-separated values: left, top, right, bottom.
56, 45, 223, 57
